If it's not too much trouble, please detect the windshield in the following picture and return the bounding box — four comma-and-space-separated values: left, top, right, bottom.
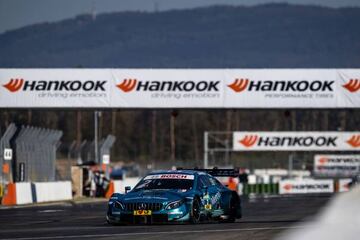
134, 174, 194, 191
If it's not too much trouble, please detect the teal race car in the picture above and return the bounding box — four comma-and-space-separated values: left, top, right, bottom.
107, 169, 242, 224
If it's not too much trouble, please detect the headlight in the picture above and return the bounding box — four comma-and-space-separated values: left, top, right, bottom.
113, 201, 124, 210
165, 199, 184, 210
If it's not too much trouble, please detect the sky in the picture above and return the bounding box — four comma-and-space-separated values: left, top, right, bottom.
1, 0, 360, 33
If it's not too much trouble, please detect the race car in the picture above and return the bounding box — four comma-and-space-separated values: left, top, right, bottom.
106, 169, 242, 224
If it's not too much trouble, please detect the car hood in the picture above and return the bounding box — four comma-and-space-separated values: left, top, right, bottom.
121, 189, 189, 203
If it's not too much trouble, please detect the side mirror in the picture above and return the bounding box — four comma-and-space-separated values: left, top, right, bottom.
125, 186, 131, 193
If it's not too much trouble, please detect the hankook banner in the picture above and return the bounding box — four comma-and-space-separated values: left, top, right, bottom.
0, 69, 359, 108
314, 155, 360, 177
233, 132, 360, 151
279, 179, 334, 194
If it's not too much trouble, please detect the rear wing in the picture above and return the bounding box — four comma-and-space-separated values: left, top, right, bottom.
177, 168, 239, 177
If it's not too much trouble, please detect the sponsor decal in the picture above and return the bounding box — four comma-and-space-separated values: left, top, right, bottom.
2, 78, 108, 99
282, 183, 330, 191
227, 78, 249, 92
115, 78, 221, 100
317, 157, 360, 165
314, 155, 360, 177
228, 78, 334, 93
234, 132, 360, 151
3, 78, 106, 92
124, 197, 168, 200
144, 174, 194, 180
279, 179, 334, 194
116, 79, 220, 92
239, 135, 337, 148
318, 157, 328, 165
228, 77, 335, 99
116, 79, 137, 92
210, 192, 221, 205
204, 204, 212, 210
133, 210, 152, 216
347, 135, 360, 148
343, 79, 360, 93
3, 78, 24, 92
316, 165, 358, 171
1, 69, 359, 108
239, 135, 258, 147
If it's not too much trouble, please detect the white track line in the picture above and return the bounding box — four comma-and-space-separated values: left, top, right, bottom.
0, 225, 305, 240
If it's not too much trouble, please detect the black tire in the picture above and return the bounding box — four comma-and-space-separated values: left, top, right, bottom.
221, 195, 238, 223
189, 197, 201, 224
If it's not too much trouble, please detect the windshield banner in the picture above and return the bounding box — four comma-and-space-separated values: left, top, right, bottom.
144, 174, 195, 180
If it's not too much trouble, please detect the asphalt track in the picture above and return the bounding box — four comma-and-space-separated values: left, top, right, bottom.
0, 195, 332, 240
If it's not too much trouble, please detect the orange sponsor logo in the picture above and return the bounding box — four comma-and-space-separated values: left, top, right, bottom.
3, 78, 24, 92
343, 79, 360, 93
283, 184, 292, 191
239, 135, 258, 147
228, 78, 249, 92
347, 135, 360, 148
318, 157, 328, 165
116, 79, 137, 92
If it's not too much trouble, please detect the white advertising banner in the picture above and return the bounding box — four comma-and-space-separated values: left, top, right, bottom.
279, 179, 334, 194
233, 132, 360, 151
314, 155, 360, 177
0, 69, 359, 108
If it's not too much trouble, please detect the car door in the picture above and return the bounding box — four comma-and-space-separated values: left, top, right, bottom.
207, 176, 225, 211
200, 175, 222, 211
198, 175, 212, 210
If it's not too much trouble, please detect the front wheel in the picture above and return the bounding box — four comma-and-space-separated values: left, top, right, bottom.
189, 197, 201, 224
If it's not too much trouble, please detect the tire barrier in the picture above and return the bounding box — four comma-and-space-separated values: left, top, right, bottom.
1, 181, 71, 205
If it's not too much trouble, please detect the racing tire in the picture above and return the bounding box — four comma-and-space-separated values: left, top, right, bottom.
189, 197, 201, 224
222, 195, 238, 223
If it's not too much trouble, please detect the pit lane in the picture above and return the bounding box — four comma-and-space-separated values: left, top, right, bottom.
0, 195, 331, 240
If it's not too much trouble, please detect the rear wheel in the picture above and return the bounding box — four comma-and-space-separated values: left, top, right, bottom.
227, 196, 237, 223
221, 195, 238, 223
189, 197, 201, 224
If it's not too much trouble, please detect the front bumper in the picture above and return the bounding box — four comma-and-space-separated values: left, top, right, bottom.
107, 204, 190, 224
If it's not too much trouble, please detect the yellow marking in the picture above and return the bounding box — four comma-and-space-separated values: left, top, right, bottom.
133, 210, 152, 216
